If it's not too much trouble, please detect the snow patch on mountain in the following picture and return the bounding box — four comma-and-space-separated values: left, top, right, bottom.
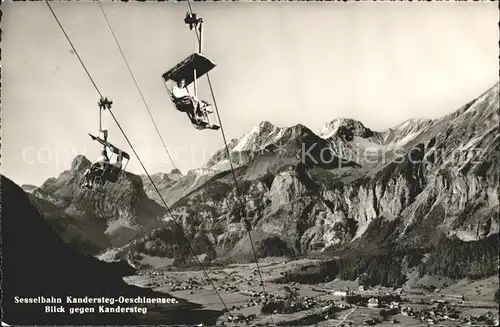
232, 125, 262, 152
232, 121, 287, 153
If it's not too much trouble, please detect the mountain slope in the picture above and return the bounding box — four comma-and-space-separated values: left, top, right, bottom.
21, 183, 38, 193
0, 174, 221, 325
141, 169, 217, 207
28, 155, 168, 253
110, 83, 499, 265
29, 83, 499, 277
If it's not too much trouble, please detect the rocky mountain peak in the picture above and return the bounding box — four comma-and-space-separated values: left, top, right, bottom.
319, 117, 376, 140
21, 184, 38, 193
258, 120, 276, 131
170, 168, 182, 176
147, 169, 183, 183
387, 118, 433, 133
71, 154, 91, 171
29, 155, 167, 253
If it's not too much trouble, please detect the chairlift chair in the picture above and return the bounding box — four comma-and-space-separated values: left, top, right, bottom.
84, 133, 131, 188
162, 12, 220, 131
163, 53, 220, 130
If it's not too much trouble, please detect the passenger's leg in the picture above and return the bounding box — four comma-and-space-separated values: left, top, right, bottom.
194, 101, 206, 122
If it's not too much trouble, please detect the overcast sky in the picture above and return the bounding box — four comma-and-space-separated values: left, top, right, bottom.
2, 1, 498, 186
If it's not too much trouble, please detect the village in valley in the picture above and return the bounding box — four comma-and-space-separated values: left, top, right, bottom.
127, 258, 499, 326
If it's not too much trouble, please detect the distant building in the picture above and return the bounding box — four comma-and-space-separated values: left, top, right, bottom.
358, 285, 365, 291
333, 291, 347, 297
389, 301, 400, 309
401, 306, 413, 316
367, 298, 379, 308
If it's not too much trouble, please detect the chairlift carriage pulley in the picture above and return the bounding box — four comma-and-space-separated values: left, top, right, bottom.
184, 12, 203, 31
162, 11, 220, 131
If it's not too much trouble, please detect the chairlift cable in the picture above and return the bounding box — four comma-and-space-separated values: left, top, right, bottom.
207, 71, 276, 326
45, 1, 234, 318
97, 1, 182, 180
105, 109, 234, 317
184, 1, 275, 325
45, 0, 103, 100
45, 0, 107, 141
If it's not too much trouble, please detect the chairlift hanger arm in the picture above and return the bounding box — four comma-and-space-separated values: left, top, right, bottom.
88, 133, 130, 160
97, 97, 112, 141
184, 12, 203, 53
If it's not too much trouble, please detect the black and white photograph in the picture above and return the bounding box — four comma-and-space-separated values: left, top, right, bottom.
1, 0, 499, 326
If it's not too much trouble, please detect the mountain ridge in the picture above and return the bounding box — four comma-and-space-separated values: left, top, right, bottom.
123, 82, 499, 262
26, 83, 499, 273
26, 155, 169, 254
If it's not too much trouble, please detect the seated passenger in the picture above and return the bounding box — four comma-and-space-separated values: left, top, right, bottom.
81, 150, 109, 189
170, 79, 207, 125
93, 150, 110, 170
111, 158, 122, 170
110, 153, 123, 174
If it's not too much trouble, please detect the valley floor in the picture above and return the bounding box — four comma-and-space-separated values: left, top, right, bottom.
123, 258, 499, 326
